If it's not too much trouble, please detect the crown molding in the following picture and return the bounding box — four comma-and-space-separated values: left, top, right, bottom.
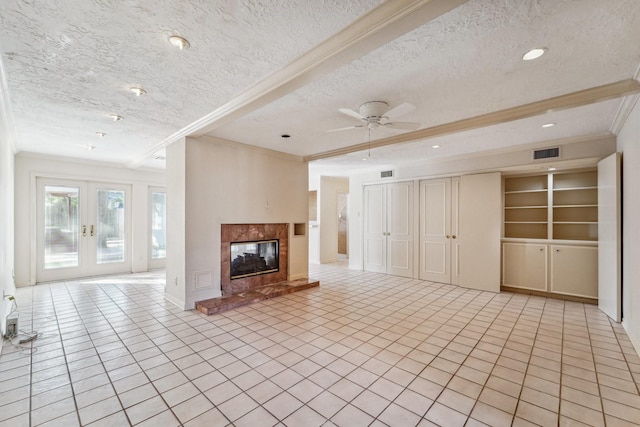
0, 56, 16, 154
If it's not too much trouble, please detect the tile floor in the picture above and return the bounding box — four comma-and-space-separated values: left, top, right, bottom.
2, 262, 640, 426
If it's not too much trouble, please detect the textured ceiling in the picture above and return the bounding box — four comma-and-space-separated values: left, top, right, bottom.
1, 0, 639, 172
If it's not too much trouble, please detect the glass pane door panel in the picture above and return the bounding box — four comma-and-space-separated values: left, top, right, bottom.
96, 189, 125, 264
44, 185, 80, 269
151, 192, 166, 259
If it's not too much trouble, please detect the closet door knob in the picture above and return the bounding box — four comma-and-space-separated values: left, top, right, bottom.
452, 235, 457, 239
446, 235, 451, 239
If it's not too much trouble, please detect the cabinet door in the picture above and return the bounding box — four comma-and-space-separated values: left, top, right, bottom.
387, 182, 413, 278
419, 178, 451, 282
502, 243, 547, 291
459, 173, 501, 292
598, 153, 621, 321
364, 185, 386, 273
551, 245, 598, 298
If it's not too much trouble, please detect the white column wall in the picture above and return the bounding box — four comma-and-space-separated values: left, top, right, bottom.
168, 136, 309, 309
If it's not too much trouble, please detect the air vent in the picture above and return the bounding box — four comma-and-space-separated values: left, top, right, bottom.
381, 170, 393, 178
533, 147, 560, 160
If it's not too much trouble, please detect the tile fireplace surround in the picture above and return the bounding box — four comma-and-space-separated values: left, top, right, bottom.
221, 223, 288, 295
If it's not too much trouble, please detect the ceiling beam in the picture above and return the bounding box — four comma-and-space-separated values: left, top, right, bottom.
128, 0, 469, 168
304, 79, 640, 162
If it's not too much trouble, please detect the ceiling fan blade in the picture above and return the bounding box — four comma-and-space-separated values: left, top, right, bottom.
384, 102, 416, 120
326, 125, 364, 133
383, 121, 421, 131
338, 108, 364, 120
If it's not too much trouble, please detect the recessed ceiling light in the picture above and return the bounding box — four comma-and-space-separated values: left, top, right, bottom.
361, 157, 368, 161
542, 122, 555, 128
109, 114, 123, 122
432, 144, 441, 149
77, 144, 95, 150
130, 86, 146, 96
169, 35, 190, 50
523, 48, 546, 61
96, 132, 106, 138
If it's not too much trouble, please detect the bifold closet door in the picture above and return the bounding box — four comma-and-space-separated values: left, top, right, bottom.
419, 177, 460, 284
363, 182, 413, 277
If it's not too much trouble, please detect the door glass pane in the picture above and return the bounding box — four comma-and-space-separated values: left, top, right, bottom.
96, 189, 125, 264
151, 192, 166, 259
44, 185, 79, 269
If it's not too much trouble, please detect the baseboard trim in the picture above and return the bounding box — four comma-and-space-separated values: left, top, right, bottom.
501, 286, 598, 305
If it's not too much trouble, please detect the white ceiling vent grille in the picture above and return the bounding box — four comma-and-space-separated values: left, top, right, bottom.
533, 147, 560, 160
381, 170, 394, 178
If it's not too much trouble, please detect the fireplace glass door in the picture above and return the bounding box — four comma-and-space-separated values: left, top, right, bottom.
230, 240, 279, 279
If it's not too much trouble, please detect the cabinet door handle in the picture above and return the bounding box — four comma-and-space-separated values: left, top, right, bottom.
556, 249, 560, 252
82, 225, 86, 237
90, 225, 94, 237
539, 248, 544, 252
452, 235, 457, 239
446, 235, 451, 239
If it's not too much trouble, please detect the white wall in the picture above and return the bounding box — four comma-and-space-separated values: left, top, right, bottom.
617, 98, 640, 352
348, 136, 616, 271
165, 138, 187, 309
167, 136, 309, 309
13, 154, 165, 286
0, 96, 15, 343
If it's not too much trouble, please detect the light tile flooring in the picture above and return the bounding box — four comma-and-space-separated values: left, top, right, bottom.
2, 263, 640, 426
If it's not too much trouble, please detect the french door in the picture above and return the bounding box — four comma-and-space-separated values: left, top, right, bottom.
36, 178, 132, 282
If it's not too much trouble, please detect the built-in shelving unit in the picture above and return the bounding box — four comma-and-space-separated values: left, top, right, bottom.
551, 171, 598, 241
503, 170, 597, 241
502, 169, 598, 300
503, 174, 548, 239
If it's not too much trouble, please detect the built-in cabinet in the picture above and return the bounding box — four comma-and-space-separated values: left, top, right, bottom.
363, 182, 413, 278
502, 169, 599, 299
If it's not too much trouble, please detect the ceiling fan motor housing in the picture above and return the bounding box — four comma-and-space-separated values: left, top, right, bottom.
359, 101, 389, 122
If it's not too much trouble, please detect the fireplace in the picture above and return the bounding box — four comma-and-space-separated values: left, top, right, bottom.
230, 239, 279, 279
221, 223, 288, 295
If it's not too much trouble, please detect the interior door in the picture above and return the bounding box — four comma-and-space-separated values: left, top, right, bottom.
364, 185, 386, 273
387, 182, 413, 278
598, 152, 621, 321
419, 178, 451, 282
37, 178, 131, 282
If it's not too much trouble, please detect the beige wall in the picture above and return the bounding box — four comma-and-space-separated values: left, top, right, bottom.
617, 98, 640, 353
167, 136, 309, 309
13, 154, 165, 286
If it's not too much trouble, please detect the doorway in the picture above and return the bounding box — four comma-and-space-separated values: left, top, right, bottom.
337, 192, 348, 259
36, 178, 132, 282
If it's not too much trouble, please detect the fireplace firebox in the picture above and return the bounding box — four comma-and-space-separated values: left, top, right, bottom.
230, 239, 279, 279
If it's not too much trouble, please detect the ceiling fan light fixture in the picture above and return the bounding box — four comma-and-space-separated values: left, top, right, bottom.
130, 86, 146, 96
523, 48, 546, 61
169, 35, 190, 50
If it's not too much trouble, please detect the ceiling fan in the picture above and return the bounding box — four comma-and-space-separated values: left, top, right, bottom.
327, 101, 421, 132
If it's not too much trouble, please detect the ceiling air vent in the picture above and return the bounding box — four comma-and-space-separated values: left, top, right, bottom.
381, 170, 393, 178
533, 147, 560, 160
